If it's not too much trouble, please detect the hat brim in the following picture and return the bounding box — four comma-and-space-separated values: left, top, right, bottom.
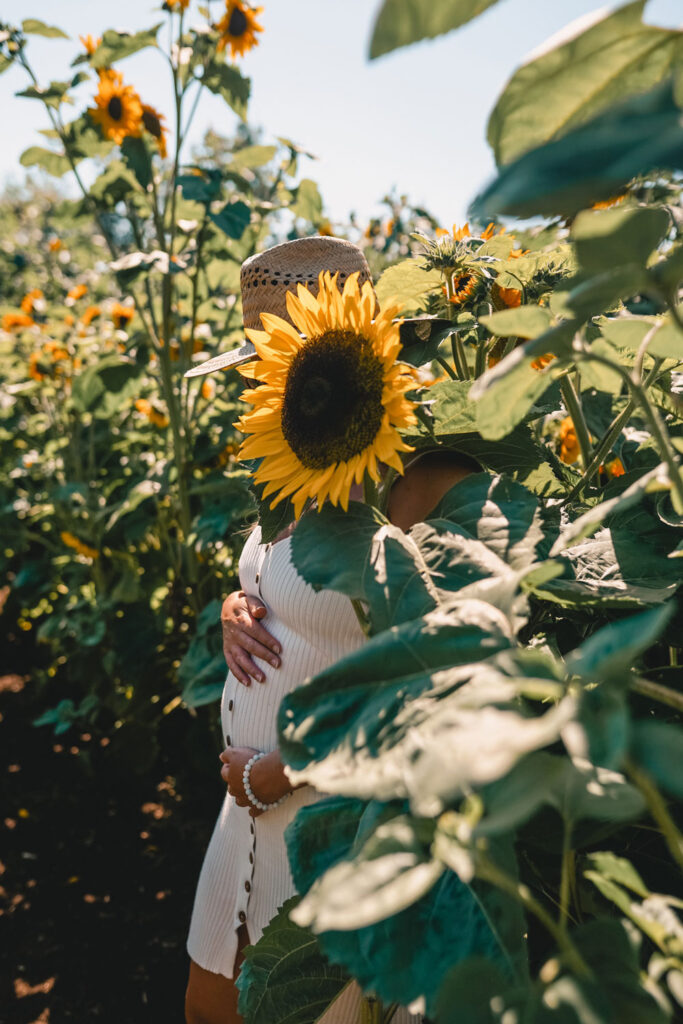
183, 341, 257, 378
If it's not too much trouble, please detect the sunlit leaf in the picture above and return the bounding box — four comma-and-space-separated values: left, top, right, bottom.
369, 0, 501, 59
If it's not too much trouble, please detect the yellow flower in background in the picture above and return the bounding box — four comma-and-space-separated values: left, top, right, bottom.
236, 271, 417, 518
141, 104, 168, 159
201, 379, 216, 401
79, 34, 101, 56
80, 305, 101, 327
28, 352, 45, 381
216, 1, 264, 59
66, 283, 88, 303
61, 531, 100, 560
135, 398, 169, 429
89, 69, 143, 145
444, 271, 478, 307
2, 312, 35, 331
558, 417, 580, 465
112, 303, 134, 329
21, 288, 43, 314
49, 237, 63, 252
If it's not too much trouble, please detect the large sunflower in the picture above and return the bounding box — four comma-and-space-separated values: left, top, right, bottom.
216, 1, 264, 58
236, 272, 418, 518
89, 69, 143, 145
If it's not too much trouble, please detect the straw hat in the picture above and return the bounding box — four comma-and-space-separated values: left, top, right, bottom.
184, 236, 375, 378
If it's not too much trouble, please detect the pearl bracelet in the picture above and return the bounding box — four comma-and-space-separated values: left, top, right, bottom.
242, 752, 288, 812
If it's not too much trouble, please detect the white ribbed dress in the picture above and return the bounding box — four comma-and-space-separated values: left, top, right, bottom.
187, 525, 421, 1023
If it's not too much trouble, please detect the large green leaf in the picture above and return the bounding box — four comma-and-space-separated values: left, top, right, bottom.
202, 59, 250, 119
630, 720, 683, 799
285, 796, 370, 895
566, 605, 673, 682
480, 305, 553, 339
571, 206, 671, 275
369, 0, 501, 59
474, 79, 683, 220
210, 200, 251, 239
600, 315, 683, 361
90, 24, 162, 68
22, 18, 68, 38
487, 1, 683, 166
279, 601, 515, 801
20, 145, 72, 178
70, 357, 144, 419
316, 868, 507, 1015
469, 343, 568, 440
290, 179, 323, 223
375, 259, 442, 314
549, 464, 669, 553
292, 817, 444, 931
236, 896, 349, 1024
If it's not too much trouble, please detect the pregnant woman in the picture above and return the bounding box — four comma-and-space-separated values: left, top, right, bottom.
183, 237, 475, 1024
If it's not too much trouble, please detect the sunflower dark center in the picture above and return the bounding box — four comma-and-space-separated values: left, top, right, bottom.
454, 274, 472, 292
142, 108, 161, 138
228, 8, 248, 35
107, 95, 123, 121
281, 330, 385, 469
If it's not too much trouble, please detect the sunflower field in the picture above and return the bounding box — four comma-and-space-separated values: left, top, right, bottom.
1, 1, 683, 1022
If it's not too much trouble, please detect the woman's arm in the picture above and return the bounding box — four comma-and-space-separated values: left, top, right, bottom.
387, 449, 478, 531
220, 745, 301, 816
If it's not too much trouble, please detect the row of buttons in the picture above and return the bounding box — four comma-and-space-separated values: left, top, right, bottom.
235, 819, 256, 927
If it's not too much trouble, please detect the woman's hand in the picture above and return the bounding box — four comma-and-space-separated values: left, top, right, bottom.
221, 590, 281, 687
220, 746, 292, 816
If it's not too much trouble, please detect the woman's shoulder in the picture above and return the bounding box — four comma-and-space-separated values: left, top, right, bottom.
387, 448, 479, 532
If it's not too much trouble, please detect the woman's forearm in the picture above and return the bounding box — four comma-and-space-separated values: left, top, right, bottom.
249, 749, 305, 805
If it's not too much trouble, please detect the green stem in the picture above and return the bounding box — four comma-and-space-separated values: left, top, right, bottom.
561, 361, 661, 505
474, 335, 489, 378
451, 333, 470, 380
559, 820, 574, 931
625, 758, 683, 873
629, 381, 683, 513
630, 676, 683, 713
351, 598, 371, 637
436, 354, 458, 380
360, 996, 383, 1024
475, 855, 591, 978
560, 375, 591, 473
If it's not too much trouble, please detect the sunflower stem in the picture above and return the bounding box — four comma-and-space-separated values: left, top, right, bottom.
450, 333, 470, 380
351, 599, 371, 637
560, 375, 591, 473
474, 336, 489, 378
435, 355, 458, 380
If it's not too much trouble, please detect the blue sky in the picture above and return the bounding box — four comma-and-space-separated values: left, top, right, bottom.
0, 0, 680, 227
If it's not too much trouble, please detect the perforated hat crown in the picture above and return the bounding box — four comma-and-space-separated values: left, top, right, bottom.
184, 236, 375, 378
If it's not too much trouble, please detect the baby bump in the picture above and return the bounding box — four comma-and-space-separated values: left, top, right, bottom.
220, 616, 358, 752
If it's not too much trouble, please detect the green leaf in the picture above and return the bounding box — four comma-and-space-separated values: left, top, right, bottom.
600, 315, 683, 361
210, 200, 251, 239
104, 479, 161, 533
317, 869, 507, 1015
292, 817, 444, 931
434, 957, 509, 1024
398, 317, 453, 366
375, 259, 443, 314
202, 59, 250, 119
19, 145, 72, 178
229, 144, 277, 169
16, 80, 73, 109
22, 18, 69, 38
70, 356, 144, 419
474, 79, 683, 220
177, 167, 223, 203
470, 336, 569, 440
480, 305, 553, 339
630, 720, 683, 799
566, 605, 673, 682
90, 24, 162, 68
279, 602, 515, 803
290, 179, 323, 223
120, 136, 152, 191
236, 896, 349, 1024
285, 797, 369, 896
572, 206, 671, 275
563, 265, 648, 321
369, 0, 501, 59
487, 1, 683, 166
550, 464, 669, 553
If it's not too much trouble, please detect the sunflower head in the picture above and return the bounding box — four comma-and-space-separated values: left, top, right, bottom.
142, 104, 168, 158
88, 69, 143, 145
236, 271, 418, 518
216, 1, 264, 58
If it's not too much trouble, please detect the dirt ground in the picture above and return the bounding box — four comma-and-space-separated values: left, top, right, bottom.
0, 671, 225, 1024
